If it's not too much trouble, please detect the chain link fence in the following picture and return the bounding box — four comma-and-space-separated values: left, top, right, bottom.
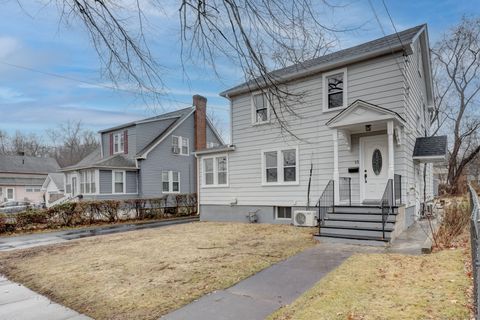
469, 184, 480, 320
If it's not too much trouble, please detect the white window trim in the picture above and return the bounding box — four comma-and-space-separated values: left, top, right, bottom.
172, 135, 190, 156
113, 132, 124, 154
162, 170, 181, 194
112, 170, 126, 194
251, 92, 271, 125
201, 154, 229, 188
6, 187, 15, 201
80, 170, 97, 195
25, 186, 41, 192
275, 206, 293, 220
322, 67, 348, 113
261, 146, 299, 186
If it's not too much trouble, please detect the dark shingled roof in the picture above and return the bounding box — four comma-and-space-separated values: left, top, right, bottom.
413, 136, 448, 158
0, 155, 60, 174
99, 107, 194, 133
221, 24, 425, 97
61, 147, 137, 171
0, 177, 46, 186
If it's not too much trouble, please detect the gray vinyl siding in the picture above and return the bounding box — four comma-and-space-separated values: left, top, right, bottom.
135, 118, 177, 153
126, 171, 138, 193
206, 122, 223, 146
99, 170, 112, 194
101, 126, 136, 159
199, 52, 410, 207
99, 169, 138, 195
139, 114, 196, 197
402, 36, 434, 215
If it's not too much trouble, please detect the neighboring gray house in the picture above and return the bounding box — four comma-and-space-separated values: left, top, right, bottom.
61, 96, 223, 200
196, 25, 447, 243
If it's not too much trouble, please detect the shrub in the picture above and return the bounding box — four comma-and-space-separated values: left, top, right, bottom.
433, 198, 470, 248
0, 193, 197, 234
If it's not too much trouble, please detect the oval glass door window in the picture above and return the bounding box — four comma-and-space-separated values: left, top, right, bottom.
372, 149, 382, 175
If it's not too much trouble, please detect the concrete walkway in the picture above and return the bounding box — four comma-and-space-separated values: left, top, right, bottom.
0, 276, 92, 320
0, 216, 199, 252
161, 242, 379, 320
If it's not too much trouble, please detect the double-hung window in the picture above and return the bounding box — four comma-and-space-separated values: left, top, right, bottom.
162, 170, 180, 193
113, 133, 124, 154
262, 148, 298, 185
80, 170, 96, 194
323, 68, 347, 111
113, 171, 125, 194
252, 92, 269, 124
203, 155, 228, 187
172, 136, 189, 155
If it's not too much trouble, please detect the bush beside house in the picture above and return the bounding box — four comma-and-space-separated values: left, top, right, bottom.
0, 193, 197, 234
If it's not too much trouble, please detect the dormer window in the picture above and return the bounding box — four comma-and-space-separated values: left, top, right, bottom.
113, 133, 124, 154
252, 92, 270, 124
323, 68, 347, 112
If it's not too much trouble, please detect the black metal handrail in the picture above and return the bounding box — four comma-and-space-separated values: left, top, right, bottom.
380, 179, 394, 240
339, 177, 352, 206
317, 180, 335, 233
394, 174, 402, 205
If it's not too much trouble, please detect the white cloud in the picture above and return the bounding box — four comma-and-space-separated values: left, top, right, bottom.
0, 86, 34, 103
0, 36, 21, 60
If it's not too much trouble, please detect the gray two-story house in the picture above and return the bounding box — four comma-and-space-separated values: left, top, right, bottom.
196, 25, 447, 244
61, 95, 223, 200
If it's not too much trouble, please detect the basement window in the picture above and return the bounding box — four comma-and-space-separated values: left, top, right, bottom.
276, 207, 292, 220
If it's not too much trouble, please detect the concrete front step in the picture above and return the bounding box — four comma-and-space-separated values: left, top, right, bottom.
317, 234, 390, 246
326, 213, 397, 221
330, 206, 398, 214
320, 226, 393, 238
323, 219, 395, 229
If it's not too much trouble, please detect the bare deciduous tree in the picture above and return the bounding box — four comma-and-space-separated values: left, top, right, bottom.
16, 0, 349, 135
47, 120, 99, 167
432, 16, 480, 194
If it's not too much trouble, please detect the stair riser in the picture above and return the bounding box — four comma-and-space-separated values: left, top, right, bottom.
320, 228, 392, 238
326, 213, 396, 221
323, 220, 395, 229
330, 207, 398, 214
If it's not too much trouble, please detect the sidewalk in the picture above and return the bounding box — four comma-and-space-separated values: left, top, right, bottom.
0, 216, 199, 252
0, 275, 92, 320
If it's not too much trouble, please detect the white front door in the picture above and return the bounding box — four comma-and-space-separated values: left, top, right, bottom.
360, 135, 389, 202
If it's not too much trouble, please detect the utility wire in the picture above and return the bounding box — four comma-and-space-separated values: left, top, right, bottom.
0, 60, 230, 111
381, 0, 407, 54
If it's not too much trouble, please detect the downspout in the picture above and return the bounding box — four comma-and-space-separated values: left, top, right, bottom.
194, 154, 200, 216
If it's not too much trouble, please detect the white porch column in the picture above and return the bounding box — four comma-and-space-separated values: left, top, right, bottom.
387, 120, 395, 180
333, 129, 340, 204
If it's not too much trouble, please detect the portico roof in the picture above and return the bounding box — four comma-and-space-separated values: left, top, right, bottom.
326, 100, 406, 129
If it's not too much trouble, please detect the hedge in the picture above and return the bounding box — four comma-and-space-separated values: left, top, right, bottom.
0, 193, 197, 234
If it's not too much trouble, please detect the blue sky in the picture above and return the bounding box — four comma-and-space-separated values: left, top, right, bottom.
0, 0, 478, 142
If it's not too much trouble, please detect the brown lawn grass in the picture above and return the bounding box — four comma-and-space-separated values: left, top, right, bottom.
268, 248, 471, 320
0, 222, 315, 320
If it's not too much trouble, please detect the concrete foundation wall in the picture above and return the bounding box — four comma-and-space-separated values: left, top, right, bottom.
200, 204, 314, 225
405, 205, 416, 228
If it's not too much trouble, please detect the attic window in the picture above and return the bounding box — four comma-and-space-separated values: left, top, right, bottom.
323, 68, 347, 112
113, 133, 124, 154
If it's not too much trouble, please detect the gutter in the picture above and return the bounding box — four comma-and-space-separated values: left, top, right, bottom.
220, 44, 413, 98
193, 145, 236, 156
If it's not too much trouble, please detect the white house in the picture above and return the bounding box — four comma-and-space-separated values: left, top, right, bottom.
195, 24, 447, 243
41, 173, 65, 207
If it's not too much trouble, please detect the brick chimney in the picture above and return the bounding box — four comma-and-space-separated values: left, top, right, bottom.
193, 94, 207, 151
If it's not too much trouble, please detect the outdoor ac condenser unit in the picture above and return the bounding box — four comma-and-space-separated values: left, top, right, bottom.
293, 210, 318, 227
